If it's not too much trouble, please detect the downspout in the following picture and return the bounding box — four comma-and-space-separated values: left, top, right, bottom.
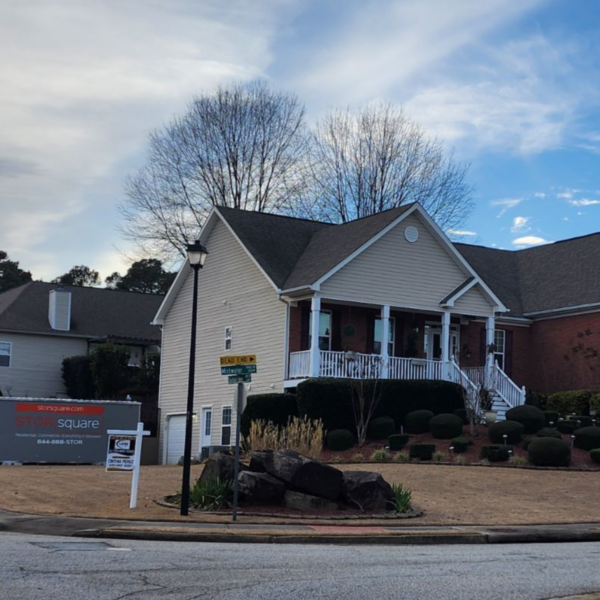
278, 294, 291, 384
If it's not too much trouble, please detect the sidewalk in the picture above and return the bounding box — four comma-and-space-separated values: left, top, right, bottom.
3, 509, 600, 546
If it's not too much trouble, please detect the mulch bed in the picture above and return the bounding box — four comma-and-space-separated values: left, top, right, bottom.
320, 424, 600, 470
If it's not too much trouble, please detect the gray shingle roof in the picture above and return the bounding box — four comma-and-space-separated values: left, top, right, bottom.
0, 281, 163, 341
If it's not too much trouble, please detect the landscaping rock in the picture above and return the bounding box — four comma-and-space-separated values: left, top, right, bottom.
258, 450, 343, 501
341, 470, 394, 511
199, 451, 245, 484
237, 471, 285, 505
283, 490, 338, 512
249, 450, 271, 473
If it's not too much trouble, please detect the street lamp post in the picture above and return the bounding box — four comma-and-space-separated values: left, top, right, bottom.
180, 240, 208, 517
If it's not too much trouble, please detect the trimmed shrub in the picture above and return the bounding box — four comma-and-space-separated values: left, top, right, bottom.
62, 355, 95, 399
571, 415, 593, 428
90, 344, 130, 399
573, 426, 600, 451
480, 445, 513, 462
450, 436, 471, 454
590, 393, 600, 416
557, 419, 578, 434
547, 390, 592, 417
590, 449, 600, 465
296, 379, 354, 432
367, 416, 395, 440
453, 409, 468, 425
535, 427, 563, 440
241, 393, 298, 437
505, 405, 545, 434
543, 411, 560, 427
528, 437, 571, 467
326, 429, 354, 451
522, 436, 534, 451
429, 413, 464, 439
526, 390, 548, 410
405, 410, 434, 434
409, 444, 436, 461
388, 434, 410, 451
489, 420, 524, 445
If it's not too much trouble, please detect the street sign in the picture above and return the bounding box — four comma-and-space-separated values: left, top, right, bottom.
228, 374, 251, 384
220, 355, 257, 367
221, 364, 257, 376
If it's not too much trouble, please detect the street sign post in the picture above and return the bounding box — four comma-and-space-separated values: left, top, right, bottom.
220, 354, 257, 522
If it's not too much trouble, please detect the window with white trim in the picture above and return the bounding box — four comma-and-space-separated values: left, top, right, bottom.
224, 326, 233, 351
308, 310, 332, 351
374, 317, 395, 356
494, 330, 506, 370
221, 406, 232, 446
0, 342, 10, 367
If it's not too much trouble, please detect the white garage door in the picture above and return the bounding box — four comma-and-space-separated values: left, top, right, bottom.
166, 415, 186, 465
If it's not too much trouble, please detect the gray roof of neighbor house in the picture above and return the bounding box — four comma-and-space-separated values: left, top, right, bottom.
0, 281, 163, 342
217, 206, 600, 318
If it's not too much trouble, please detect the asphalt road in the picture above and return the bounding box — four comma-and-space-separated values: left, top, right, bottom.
2, 533, 600, 600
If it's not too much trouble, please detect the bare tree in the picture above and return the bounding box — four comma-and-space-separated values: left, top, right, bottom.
349, 355, 384, 446
302, 103, 473, 228
120, 80, 309, 260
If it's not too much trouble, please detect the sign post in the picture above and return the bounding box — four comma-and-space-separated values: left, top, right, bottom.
220, 355, 255, 522
106, 422, 150, 509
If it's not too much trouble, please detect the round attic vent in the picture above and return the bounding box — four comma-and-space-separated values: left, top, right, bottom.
405, 225, 419, 243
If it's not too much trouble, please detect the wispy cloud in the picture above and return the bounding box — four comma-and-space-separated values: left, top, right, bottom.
568, 198, 600, 206
513, 235, 551, 247
534, 192, 546, 198
490, 197, 524, 217
511, 216, 530, 233
447, 229, 477, 236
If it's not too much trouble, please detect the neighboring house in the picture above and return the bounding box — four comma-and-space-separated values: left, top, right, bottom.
0, 282, 163, 398
154, 203, 600, 464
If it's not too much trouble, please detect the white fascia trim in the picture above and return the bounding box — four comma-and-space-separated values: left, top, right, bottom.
440, 278, 479, 307
279, 284, 315, 295
413, 205, 508, 313
312, 203, 420, 288
523, 302, 600, 318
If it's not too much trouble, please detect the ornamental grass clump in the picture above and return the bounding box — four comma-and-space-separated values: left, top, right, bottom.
189, 477, 231, 510
389, 483, 412, 513
394, 450, 410, 463
370, 449, 390, 462
247, 416, 324, 459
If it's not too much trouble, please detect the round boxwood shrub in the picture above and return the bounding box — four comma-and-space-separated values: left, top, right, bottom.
405, 410, 434, 434
450, 436, 472, 454
326, 429, 354, 451
505, 405, 545, 434
590, 449, 600, 465
388, 433, 410, 451
522, 436, 535, 451
527, 437, 571, 467
409, 444, 435, 461
489, 420, 524, 445
367, 416, 395, 440
535, 427, 563, 440
453, 409, 468, 425
571, 415, 593, 428
480, 445, 512, 462
429, 413, 464, 439
557, 419, 578, 434
241, 393, 299, 437
543, 411, 560, 426
573, 426, 600, 451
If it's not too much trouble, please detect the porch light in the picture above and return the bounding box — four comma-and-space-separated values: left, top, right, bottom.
186, 240, 209, 268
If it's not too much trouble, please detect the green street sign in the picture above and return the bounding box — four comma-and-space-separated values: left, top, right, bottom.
228, 374, 251, 384
221, 365, 257, 376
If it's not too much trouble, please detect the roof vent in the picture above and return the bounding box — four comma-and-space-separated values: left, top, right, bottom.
405, 225, 419, 243
49, 287, 72, 331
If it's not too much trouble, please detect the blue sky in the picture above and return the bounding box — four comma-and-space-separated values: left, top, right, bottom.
1, 0, 600, 280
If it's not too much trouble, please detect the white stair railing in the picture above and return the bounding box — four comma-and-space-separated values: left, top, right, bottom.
492, 360, 526, 408
449, 358, 480, 418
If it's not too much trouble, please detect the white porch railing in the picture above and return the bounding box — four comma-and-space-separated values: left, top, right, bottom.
448, 358, 480, 416
388, 356, 444, 380
463, 362, 525, 408
289, 350, 311, 379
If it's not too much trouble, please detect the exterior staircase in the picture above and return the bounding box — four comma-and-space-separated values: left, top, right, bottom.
490, 393, 512, 422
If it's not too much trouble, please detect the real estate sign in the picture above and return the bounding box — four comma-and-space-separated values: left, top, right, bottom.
0, 398, 140, 464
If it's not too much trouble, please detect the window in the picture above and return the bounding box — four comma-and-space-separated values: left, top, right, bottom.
308, 310, 332, 351
374, 318, 395, 356
224, 327, 232, 351
221, 406, 232, 446
0, 342, 10, 368
494, 330, 506, 370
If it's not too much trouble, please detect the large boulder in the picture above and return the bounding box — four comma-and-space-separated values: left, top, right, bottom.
283, 490, 338, 512
199, 451, 245, 484
341, 470, 394, 511
237, 471, 286, 505
256, 450, 343, 501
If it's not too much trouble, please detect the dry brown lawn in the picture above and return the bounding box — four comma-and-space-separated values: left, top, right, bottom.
0, 463, 598, 526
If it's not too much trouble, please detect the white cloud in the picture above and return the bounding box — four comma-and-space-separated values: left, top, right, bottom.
562, 217, 569, 221
511, 216, 530, 233
568, 198, 600, 206
447, 229, 477, 236
512, 235, 551, 247
534, 192, 546, 198
558, 192, 573, 199
490, 197, 524, 217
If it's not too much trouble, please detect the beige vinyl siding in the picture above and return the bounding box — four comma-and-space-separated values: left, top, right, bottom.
321, 213, 492, 315
0, 332, 87, 398
158, 219, 286, 462
452, 285, 494, 316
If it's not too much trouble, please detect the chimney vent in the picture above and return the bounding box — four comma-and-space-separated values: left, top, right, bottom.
49, 287, 72, 331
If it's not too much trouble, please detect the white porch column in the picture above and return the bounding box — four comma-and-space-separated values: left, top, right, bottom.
441, 311, 451, 380
309, 296, 321, 377
486, 315, 496, 379
380, 305, 391, 379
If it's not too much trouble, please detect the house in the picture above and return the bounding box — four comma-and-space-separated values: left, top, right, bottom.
153, 203, 600, 464
0, 282, 163, 398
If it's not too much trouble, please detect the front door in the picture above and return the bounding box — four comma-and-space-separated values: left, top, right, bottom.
425, 326, 460, 361
200, 407, 212, 449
